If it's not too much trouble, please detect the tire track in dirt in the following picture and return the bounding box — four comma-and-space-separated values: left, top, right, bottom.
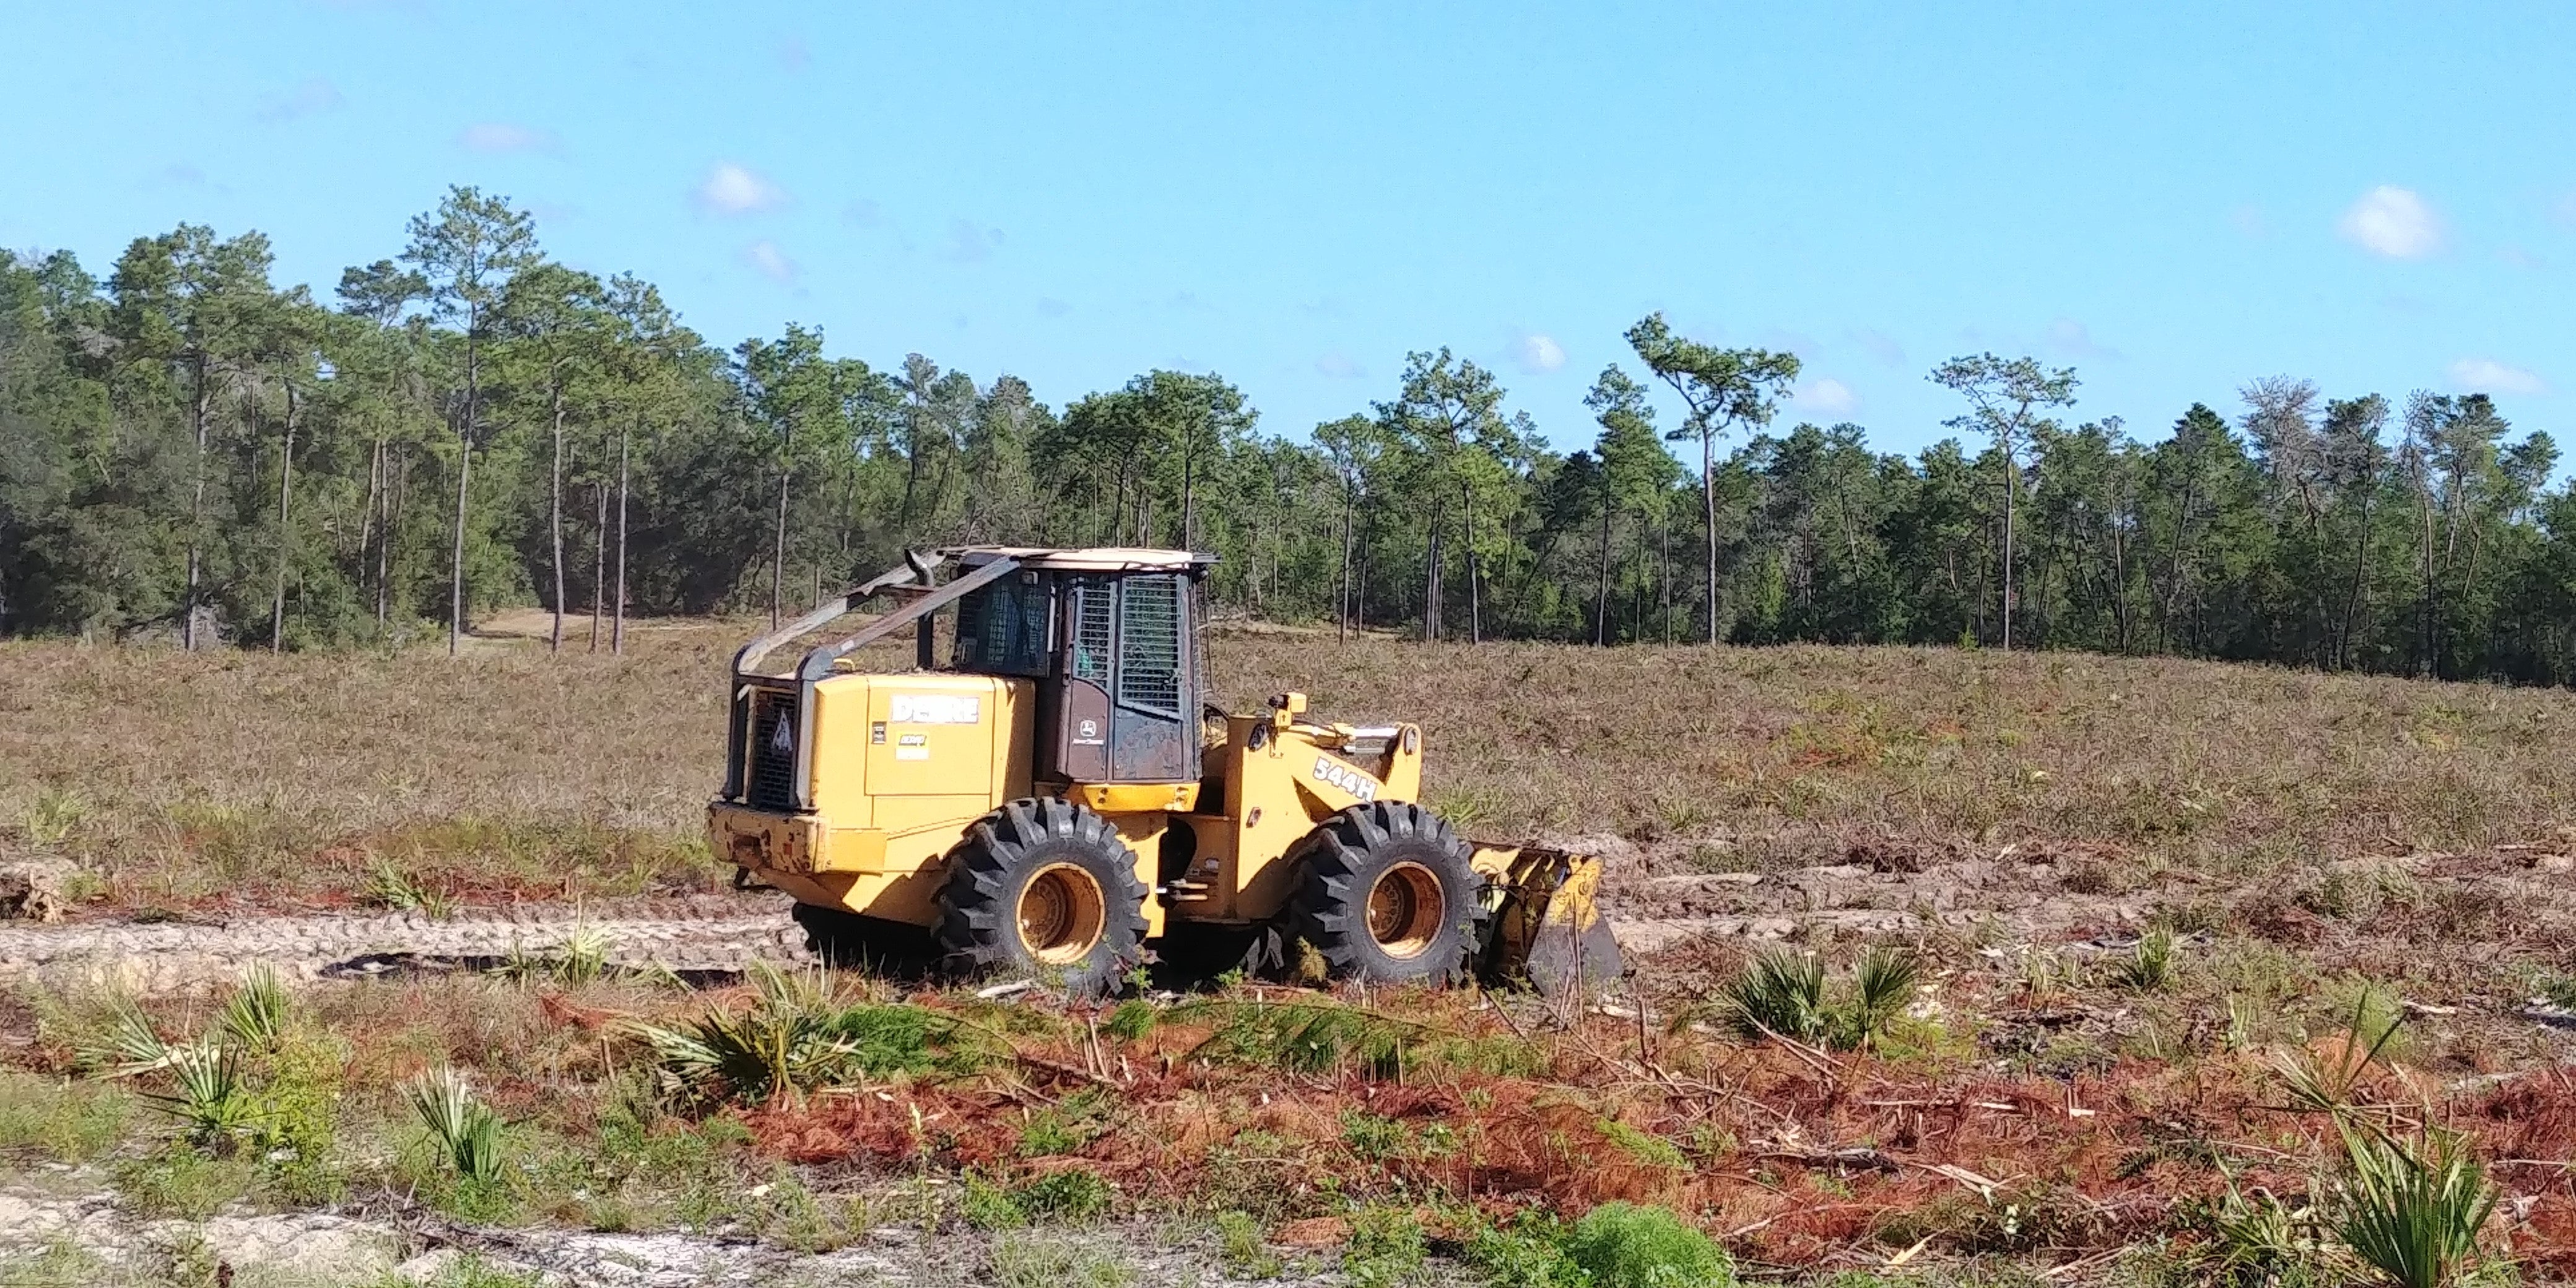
0, 894, 813, 992
1604, 861, 2154, 955
7, 849, 2569, 991
1598, 844, 2576, 959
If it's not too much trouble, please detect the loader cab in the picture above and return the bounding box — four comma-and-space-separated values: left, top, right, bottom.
944, 548, 1215, 786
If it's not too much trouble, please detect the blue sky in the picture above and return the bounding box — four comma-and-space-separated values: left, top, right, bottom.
5, 1, 2572, 460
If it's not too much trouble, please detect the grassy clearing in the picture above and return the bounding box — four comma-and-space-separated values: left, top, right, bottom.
6, 624, 2574, 909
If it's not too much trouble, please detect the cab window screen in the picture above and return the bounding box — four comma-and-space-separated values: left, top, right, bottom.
1115, 575, 1183, 717
954, 578, 1050, 676
1069, 578, 1113, 684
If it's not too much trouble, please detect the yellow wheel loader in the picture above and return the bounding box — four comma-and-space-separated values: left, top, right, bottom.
708, 547, 1619, 995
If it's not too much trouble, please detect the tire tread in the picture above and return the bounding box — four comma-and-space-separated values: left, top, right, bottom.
1288, 801, 1477, 984
935, 798, 1148, 993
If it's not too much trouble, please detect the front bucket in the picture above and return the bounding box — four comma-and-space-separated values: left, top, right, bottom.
1476, 845, 1624, 998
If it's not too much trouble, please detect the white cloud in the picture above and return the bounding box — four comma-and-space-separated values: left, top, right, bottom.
2338, 186, 2442, 258
1036, 297, 1071, 318
941, 218, 1004, 263
742, 240, 798, 284
1512, 333, 1566, 373
259, 77, 346, 122
778, 37, 811, 72
1315, 353, 1365, 379
2447, 358, 2546, 397
1791, 376, 1859, 416
697, 162, 788, 215
458, 123, 557, 153
843, 198, 883, 228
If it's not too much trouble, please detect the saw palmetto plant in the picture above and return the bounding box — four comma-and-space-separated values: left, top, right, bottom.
406, 1066, 504, 1184
2333, 1125, 2495, 1288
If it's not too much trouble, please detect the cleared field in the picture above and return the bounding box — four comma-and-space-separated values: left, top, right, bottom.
6, 620, 2572, 909
6, 623, 2576, 1284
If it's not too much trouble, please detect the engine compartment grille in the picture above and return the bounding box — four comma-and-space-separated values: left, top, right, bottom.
746, 689, 800, 811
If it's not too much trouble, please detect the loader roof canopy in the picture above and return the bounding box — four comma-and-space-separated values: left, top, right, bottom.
951, 546, 1215, 573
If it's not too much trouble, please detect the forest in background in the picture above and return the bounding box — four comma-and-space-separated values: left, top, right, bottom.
5, 185, 2574, 684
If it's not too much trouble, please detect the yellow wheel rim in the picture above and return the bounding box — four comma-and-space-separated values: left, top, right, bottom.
1364, 861, 1446, 960
1017, 863, 1107, 966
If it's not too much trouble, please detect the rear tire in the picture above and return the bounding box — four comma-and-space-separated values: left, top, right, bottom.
936, 798, 1149, 995
1289, 802, 1479, 985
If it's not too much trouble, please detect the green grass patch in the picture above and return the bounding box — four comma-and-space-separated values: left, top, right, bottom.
961, 1166, 1115, 1230
1598, 1119, 1686, 1170
0, 1070, 134, 1162
1342, 1204, 1426, 1288
1173, 998, 1541, 1079
1215, 1209, 1285, 1278
113, 1146, 257, 1221
988, 1230, 1133, 1288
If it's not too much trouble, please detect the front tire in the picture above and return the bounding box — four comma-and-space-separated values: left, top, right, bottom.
1289, 802, 1479, 985
936, 799, 1149, 994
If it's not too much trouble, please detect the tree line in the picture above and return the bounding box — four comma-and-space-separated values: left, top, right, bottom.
4, 185, 2572, 683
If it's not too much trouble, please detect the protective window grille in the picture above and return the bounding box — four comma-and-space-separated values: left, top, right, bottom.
973, 590, 1012, 664
1116, 575, 1183, 717
1020, 590, 1051, 661
746, 690, 799, 811
1069, 580, 1113, 684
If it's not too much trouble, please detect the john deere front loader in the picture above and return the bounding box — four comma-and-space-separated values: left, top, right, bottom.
708, 547, 1619, 994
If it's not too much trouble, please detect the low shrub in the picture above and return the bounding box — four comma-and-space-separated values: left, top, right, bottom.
1563, 1202, 1733, 1288
1464, 1213, 1588, 1288
1019, 1168, 1113, 1223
